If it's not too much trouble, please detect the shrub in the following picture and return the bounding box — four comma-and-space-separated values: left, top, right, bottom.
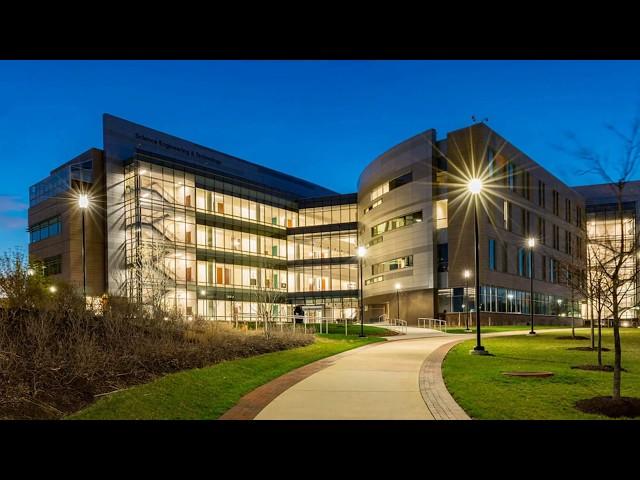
0, 251, 313, 419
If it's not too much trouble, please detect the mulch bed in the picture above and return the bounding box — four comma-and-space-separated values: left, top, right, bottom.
555, 335, 590, 340
567, 346, 611, 352
571, 364, 626, 372
575, 396, 640, 418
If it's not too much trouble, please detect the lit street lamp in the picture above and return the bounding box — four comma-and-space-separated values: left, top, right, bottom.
78, 193, 89, 307
357, 246, 367, 337
464, 269, 471, 332
468, 178, 488, 355
527, 237, 536, 335
394, 283, 401, 320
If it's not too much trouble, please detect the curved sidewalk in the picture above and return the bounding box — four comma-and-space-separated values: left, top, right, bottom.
244, 328, 564, 420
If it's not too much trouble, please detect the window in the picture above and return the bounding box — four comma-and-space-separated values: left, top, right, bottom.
43, 255, 62, 276
565, 198, 571, 223
538, 180, 546, 208
503, 200, 512, 231
487, 149, 495, 177
576, 236, 583, 259
549, 258, 558, 283
518, 248, 526, 276
488, 239, 496, 271
437, 243, 448, 272
553, 224, 560, 250
30, 216, 61, 243
538, 217, 546, 245
364, 199, 382, 214
553, 190, 560, 216
370, 183, 389, 201
371, 211, 422, 237
435, 199, 448, 229
501, 242, 508, 273
365, 275, 384, 286
542, 255, 547, 281
507, 163, 516, 191
565, 231, 572, 255
576, 205, 583, 228
367, 236, 383, 247
522, 171, 531, 200
522, 209, 530, 236
370, 171, 413, 201
371, 255, 413, 275
389, 172, 412, 190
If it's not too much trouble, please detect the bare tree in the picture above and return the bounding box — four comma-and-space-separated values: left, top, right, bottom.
252, 284, 287, 338
110, 241, 174, 318
587, 242, 609, 366
563, 117, 640, 401
562, 263, 581, 339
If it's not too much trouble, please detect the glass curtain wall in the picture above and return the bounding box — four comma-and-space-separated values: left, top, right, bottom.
437, 286, 579, 317
287, 204, 358, 320
125, 159, 296, 321
586, 205, 637, 320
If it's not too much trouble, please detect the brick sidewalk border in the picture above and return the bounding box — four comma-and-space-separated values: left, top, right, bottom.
419, 339, 472, 420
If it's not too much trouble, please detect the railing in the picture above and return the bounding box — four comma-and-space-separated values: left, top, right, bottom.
417, 317, 447, 332
386, 317, 407, 334
372, 313, 388, 324
231, 313, 356, 335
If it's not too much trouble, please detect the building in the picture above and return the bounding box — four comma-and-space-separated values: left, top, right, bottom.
359, 123, 586, 326
29, 116, 592, 326
29, 114, 358, 320
574, 181, 640, 325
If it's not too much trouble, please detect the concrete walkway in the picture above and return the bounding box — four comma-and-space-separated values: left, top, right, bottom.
253, 328, 569, 420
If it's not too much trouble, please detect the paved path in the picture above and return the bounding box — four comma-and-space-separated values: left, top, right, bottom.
250, 328, 570, 420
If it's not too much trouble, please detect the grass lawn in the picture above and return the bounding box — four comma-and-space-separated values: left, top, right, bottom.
445, 325, 569, 334
310, 323, 396, 336
68, 333, 383, 420
442, 328, 640, 419
244, 322, 395, 337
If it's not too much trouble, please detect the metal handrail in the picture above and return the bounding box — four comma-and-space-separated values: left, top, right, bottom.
417, 317, 447, 332
374, 313, 388, 324
387, 318, 407, 333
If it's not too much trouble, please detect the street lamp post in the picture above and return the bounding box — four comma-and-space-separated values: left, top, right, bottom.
395, 283, 401, 320
464, 269, 471, 332
78, 194, 89, 307
357, 246, 367, 338
527, 237, 536, 335
468, 178, 488, 355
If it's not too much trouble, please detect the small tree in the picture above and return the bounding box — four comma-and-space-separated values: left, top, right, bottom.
587, 243, 609, 366
563, 116, 640, 401
252, 284, 286, 338
0, 249, 51, 310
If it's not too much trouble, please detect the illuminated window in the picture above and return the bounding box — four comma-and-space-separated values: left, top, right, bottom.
435, 199, 448, 229
364, 199, 382, 214
371, 256, 413, 275
371, 211, 422, 237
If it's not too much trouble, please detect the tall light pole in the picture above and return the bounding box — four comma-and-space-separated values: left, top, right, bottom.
468, 178, 488, 355
357, 246, 367, 338
464, 269, 471, 332
527, 237, 536, 335
78, 193, 89, 307
394, 283, 401, 320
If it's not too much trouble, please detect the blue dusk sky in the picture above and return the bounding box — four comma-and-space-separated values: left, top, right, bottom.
1, 60, 640, 254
